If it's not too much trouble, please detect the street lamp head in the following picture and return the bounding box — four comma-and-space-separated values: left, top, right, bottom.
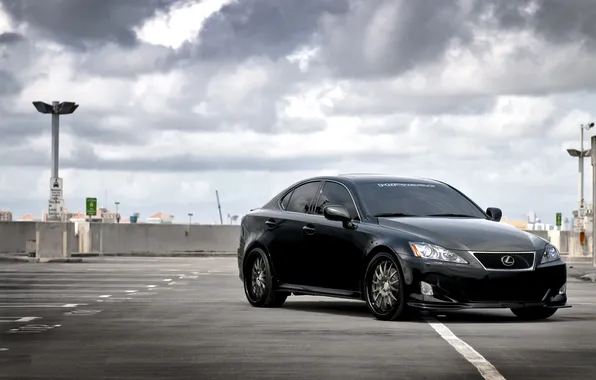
58, 102, 79, 114
32, 101, 53, 114
567, 148, 582, 157
32, 101, 79, 115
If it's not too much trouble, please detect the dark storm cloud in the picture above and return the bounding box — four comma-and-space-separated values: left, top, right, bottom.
62, 120, 148, 146
331, 92, 497, 117
177, 0, 350, 62
0, 145, 415, 173
0, 115, 44, 145
317, 0, 476, 78
0, 32, 24, 45
476, 0, 596, 47
75, 43, 176, 77
0, 69, 20, 95
0, 0, 183, 49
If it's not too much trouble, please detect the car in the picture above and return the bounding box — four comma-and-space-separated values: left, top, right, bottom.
237, 174, 569, 321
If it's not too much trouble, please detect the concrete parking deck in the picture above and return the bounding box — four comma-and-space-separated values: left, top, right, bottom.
0, 257, 595, 380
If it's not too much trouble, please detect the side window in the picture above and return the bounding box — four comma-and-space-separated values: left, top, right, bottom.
279, 191, 292, 210
315, 182, 358, 219
286, 181, 321, 213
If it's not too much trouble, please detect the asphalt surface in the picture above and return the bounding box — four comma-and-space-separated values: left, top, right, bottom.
0, 257, 595, 380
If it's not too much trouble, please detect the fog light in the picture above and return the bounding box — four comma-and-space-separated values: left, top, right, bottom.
559, 284, 566, 295
420, 281, 433, 296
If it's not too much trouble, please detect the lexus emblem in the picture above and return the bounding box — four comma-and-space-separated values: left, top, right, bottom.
501, 255, 515, 267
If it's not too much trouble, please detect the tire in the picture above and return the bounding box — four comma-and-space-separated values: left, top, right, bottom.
510, 306, 557, 320
243, 248, 289, 308
363, 252, 410, 321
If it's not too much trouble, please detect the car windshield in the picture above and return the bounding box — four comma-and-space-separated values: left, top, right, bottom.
355, 181, 487, 218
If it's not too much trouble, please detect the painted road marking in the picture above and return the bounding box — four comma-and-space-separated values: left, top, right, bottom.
64, 309, 102, 316
0, 348, 8, 351
0, 317, 40, 323
164, 279, 172, 282
125, 290, 137, 293
7, 324, 61, 334
426, 319, 506, 380
99, 295, 111, 298
0, 304, 85, 308
147, 285, 157, 288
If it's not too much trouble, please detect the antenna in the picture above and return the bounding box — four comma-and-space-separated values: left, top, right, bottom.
215, 190, 223, 224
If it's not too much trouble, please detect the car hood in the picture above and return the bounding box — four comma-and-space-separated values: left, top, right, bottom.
378, 217, 546, 252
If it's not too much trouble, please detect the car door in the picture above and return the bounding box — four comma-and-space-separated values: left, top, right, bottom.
266, 180, 322, 286
304, 181, 363, 291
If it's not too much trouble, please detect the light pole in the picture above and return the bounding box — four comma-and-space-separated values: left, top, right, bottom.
567, 122, 594, 255
32, 100, 79, 222
114, 201, 120, 223
591, 134, 596, 266
187, 213, 193, 236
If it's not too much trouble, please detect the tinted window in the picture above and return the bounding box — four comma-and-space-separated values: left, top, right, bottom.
356, 181, 486, 218
280, 191, 292, 210
315, 182, 358, 219
286, 181, 321, 213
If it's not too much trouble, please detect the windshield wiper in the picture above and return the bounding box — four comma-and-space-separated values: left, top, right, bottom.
374, 213, 419, 217
425, 213, 479, 218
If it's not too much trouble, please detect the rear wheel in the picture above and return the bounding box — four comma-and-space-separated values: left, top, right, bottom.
243, 248, 288, 307
510, 306, 557, 320
363, 252, 410, 321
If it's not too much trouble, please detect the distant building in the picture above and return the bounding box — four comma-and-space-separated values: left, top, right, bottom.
17, 214, 40, 221
146, 213, 174, 224
0, 209, 13, 221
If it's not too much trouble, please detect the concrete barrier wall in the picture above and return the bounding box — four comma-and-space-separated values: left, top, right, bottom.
84, 223, 241, 254
0, 222, 38, 253
36, 222, 76, 259
0, 220, 590, 258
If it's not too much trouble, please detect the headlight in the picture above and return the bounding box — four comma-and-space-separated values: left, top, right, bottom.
409, 242, 468, 264
541, 244, 560, 264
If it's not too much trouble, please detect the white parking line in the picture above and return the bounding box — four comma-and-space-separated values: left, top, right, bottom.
426, 319, 506, 380
0, 303, 85, 308
0, 317, 40, 323
125, 290, 137, 293
99, 295, 111, 298
0, 348, 8, 352
164, 279, 172, 282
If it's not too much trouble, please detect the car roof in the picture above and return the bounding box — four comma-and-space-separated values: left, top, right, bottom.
308, 173, 444, 186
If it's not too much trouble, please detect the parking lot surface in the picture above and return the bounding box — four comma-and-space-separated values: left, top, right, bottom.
0, 257, 595, 380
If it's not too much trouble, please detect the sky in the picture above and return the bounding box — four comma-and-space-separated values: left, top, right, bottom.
0, 0, 595, 224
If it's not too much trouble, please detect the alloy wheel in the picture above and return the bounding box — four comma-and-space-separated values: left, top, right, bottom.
250, 255, 267, 300
368, 258, 401, 315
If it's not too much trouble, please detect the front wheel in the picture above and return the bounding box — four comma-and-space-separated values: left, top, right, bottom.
510, 306, 557, 320
363, 252, 410, 321
243, 248, 288, 307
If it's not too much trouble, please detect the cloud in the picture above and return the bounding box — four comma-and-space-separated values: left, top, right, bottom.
0, 31, 22, 44
0, 0, 183, 49
0, 0, 595, 225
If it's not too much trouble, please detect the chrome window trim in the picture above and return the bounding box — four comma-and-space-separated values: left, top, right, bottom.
468, 251, 537, 272
277, 179, 363, 221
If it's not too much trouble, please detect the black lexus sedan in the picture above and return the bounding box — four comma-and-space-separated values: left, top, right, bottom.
237, 174, 569, 321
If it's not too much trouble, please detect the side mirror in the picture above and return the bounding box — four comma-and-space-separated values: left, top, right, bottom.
486, 207, 502, 222
323, 205, 356, 229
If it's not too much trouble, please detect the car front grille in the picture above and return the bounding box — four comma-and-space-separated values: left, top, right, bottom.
472, 252, 535, 270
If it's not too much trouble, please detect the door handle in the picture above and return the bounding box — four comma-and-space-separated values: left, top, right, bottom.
302, 225, 316, 235
265, 219, 276, 227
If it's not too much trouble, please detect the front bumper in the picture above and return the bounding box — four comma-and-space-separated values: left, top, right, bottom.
399, 255, 570, 311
